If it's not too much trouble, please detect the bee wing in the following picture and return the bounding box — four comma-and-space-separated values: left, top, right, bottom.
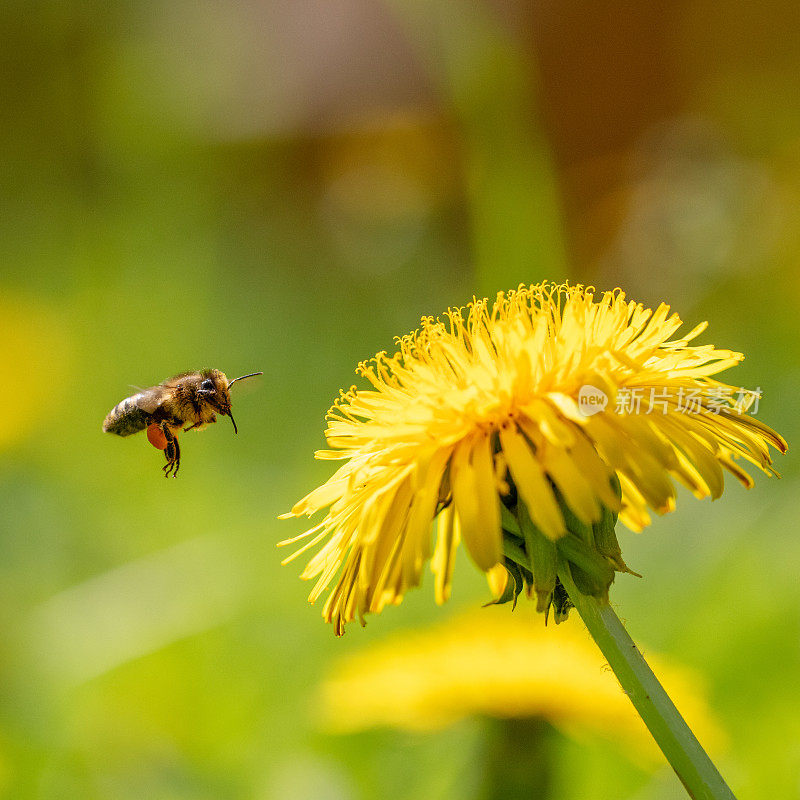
103, 385, 164, 437
133, 386, 167, 414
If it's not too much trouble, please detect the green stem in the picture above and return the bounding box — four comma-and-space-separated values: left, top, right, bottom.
557, 564, 736, 800
480, 718, 553, 800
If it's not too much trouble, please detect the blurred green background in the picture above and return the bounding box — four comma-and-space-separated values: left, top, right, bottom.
2, 1, 799, 798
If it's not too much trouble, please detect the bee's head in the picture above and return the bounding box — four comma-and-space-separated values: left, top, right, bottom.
193, 369, 233, 427
194, 369, 262, 434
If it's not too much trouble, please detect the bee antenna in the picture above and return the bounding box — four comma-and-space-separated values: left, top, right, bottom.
228, 410, 239, 435
228, 371, 263, 389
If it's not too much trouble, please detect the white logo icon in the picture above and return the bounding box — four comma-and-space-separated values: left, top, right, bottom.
578, 385, 608, 417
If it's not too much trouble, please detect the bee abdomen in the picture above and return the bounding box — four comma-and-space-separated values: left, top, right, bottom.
103, 396, 150, 437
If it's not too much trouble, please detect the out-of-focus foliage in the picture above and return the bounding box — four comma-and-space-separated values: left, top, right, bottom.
0, 1, 797, 799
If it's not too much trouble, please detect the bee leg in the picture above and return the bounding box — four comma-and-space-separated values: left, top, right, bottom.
183, 415, 214, 432
162, 438, 180, 477
161, 424, 181, 478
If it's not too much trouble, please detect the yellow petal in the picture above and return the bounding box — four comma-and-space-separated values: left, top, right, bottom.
499, 424, 564, 539
451, 435, 502, 570
537, 439, 600, 524
432, 504, 460, 604
486, 563, 509, 598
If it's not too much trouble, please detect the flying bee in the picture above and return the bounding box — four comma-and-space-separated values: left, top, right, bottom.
102, 369, 262, 477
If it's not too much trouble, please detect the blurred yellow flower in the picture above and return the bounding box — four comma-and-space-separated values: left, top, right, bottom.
318, 609, 724, 763
281, 283, 786, 633
0, 291, 71, 450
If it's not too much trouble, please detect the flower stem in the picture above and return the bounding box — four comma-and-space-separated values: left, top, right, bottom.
557, 564, 736, 800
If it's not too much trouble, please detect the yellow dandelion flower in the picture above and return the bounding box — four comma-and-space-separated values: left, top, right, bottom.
318, 610, 724, 765
281, 283, 786, 634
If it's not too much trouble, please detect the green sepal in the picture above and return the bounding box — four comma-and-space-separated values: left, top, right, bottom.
497, 472, 631, 617
557, 496, 594, 547
516, 501, 558, 612
500, 502, 522, 537
484, 558, 525, 609
569, 563, 605, 600
609, 473, 622, 524
501, 537, 534, 597
592, 504, 642, 577
502, 536, 529, 570
545, 577, 573, 624
555, 533, 615, 601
